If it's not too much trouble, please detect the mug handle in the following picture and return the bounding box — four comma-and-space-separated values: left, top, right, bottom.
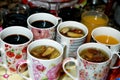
57, 17, 62, 24
0, 48, 7, 68
61, 42, 69, 58
17, 60, 32, 80
62, 58, 79, 80
110, 50, 120, 69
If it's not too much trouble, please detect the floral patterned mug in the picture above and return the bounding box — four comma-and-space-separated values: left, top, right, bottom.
62, 43, 120, 80
27, 13, 62, 40
17, 39, 64, 80
0, 26, 33, 73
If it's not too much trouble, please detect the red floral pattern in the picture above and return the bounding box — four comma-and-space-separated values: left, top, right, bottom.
4, 44, 27, 72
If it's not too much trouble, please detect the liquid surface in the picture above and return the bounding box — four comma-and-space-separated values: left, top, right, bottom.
3, 34, 29, 44
82, 16, 107, 25
80, 48, 109, 63
60, 26, 84, 38
31, 20, 54, 28
30, 45, 60, 60
94, 35, 119, 45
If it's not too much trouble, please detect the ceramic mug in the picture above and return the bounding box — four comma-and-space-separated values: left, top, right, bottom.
62, 43, 120, 80
17, 39, 64, 80
27, 12, 62, 40
0, 26, 33, 73
91, 27, 120, 66
56, 21, 88, 58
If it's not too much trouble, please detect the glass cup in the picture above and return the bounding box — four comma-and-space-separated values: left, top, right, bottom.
81, 10, 109, 42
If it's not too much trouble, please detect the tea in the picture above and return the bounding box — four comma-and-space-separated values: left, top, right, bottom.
79, 48, 109, 62
3, 34, 29, 44
60, 26, 84, 38
30, 45, 60, 59
31, 20, 54, 28
94, 35, 119, 45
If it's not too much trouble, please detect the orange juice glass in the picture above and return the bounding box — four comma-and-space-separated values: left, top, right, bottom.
81, 10, 109, 42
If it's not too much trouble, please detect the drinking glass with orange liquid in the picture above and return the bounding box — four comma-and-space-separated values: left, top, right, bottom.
81, 10, 109, 42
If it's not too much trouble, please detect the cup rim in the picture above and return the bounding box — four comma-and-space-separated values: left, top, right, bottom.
27, 12, 59, 29
57, 21, 88, 40
0, 26, 33, 46
77, 42, 112, 64
27, 39, 63, 61
91, 26, 120, 46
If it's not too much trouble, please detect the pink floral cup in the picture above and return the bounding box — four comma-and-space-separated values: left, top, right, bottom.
62, 43, 120, 80
0, 26, 33, 73
17, 39, 64, 80
27, 13, 62, 40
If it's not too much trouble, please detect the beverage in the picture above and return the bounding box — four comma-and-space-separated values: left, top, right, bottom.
3, 34, 29, 44
79, 48, 109, 62
31, 20, 54, 28
81, 11, 109, 42
94, 35, 119, 45
30, 45, 60, 59
60, 26, 85, 38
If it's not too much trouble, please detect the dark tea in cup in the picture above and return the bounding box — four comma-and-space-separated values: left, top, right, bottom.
31, 20, 54, 28
3, 34, 29, 44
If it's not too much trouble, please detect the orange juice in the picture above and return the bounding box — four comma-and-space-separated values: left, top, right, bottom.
94, 35, 119, 45
81, 12, 108, 42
